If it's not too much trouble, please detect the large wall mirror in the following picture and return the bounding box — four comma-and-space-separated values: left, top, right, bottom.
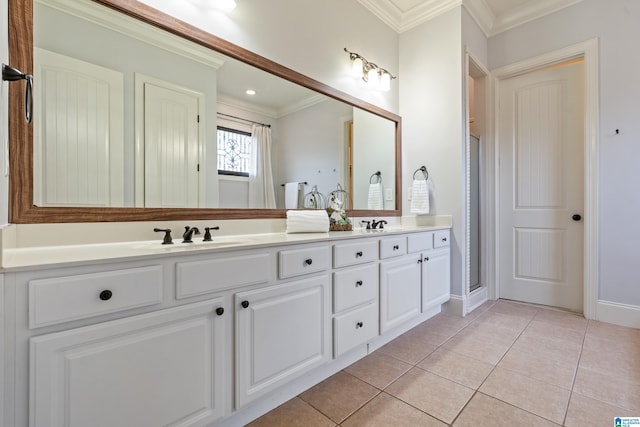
8, 0, 401, 223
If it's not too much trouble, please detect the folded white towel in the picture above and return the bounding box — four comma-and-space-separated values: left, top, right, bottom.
410, 179, 430, 214
286, 210, 329, 233
285, 182, 302, 209
367, 183, 384, 210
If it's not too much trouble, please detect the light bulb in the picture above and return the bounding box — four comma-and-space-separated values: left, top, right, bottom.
367, 67, 379, 88
351, 57, 363, 78
379, 71, 391, 91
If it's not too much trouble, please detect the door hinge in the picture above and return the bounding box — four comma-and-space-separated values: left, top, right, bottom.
197, 115, 200, 123
197, 163, 200, 172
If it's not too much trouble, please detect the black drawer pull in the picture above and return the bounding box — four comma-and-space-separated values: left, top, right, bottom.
99, 290, 113, 301
355, 280, 363, 287
393, 244, 399, 250
241, 300, 250, 309
424, 257, 430, 262
304, 258, 313, 265
356, 321, 364, 329
216, 307, 224, 316
356, 251, 363, 257
442, 237, 447, 242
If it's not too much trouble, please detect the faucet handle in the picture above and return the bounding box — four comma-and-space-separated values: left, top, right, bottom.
153, 228, 173, 245
360, 220, 371, 230
203, 226, 220, 242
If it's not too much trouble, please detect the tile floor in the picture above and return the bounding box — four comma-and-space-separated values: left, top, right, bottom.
248, 299, 640, 427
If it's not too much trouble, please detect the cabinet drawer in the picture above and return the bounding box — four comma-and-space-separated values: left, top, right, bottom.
433, 230, 450, 248
379, 236, 407, 259
333, 303, 378, 357
279, 245, 330, 279
333, 240, 378, 268
29, 266, 163, 328
177, 252, 271, 299
407, 232, 433, 253
333, 264, 378, 313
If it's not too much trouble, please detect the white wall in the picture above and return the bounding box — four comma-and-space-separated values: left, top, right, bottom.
488, 0, 640, 306
400, 8, 465, 296
139, 0, 399, 114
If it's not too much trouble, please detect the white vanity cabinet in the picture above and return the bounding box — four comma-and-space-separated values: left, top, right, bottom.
379, 253, 422, 333
408, 230, 451, 312
235, 274, 331, 408
30, 298, 228, 427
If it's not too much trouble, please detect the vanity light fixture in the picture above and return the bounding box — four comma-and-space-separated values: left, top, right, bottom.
344, 48, 396, 91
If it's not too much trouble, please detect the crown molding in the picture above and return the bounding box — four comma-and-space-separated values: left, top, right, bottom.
358, 0, 462, 33
360, 0, 583, 36
217, 93, 327, 119
37, 0, 226, 69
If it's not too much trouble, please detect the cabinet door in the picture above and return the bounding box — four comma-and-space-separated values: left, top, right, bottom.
379, 255, 421, 333
422, 249, 451, 312
235, 275, 331, 408
30, 299, 227, 427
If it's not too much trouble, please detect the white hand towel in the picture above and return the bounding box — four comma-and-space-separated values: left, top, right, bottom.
285, 182, 301, 209
286, 210, 329, 233
367, 183, 384, 210
410, 179, 430, 214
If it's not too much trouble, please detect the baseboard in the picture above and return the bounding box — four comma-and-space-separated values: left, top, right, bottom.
467, 286, 488, 313
442, 294, 464, 316
597, 300, 640, 329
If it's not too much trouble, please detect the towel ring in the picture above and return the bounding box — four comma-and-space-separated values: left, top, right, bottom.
369, 171, 382, 184
413, 166, 429, 181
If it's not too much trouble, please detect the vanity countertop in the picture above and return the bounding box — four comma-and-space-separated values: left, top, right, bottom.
1, 225, 450, 272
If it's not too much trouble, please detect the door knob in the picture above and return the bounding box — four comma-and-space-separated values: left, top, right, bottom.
572, 214, 582, 221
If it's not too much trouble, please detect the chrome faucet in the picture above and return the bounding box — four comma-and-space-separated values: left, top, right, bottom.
182, 226, 200, 243
371, 219, 387, 229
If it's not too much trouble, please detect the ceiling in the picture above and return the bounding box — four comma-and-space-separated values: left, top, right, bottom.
357, 0, 583, 35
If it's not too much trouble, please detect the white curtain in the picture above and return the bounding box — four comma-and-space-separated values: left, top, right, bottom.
248, 124, 277, 208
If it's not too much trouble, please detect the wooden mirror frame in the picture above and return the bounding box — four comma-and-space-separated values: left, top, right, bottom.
8, 0, 401, 223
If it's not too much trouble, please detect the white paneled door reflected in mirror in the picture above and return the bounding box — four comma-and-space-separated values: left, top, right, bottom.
30, 0, 398, 213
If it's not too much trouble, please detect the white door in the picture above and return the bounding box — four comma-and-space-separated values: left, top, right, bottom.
143, 82, 201, 208
498, 60, 584, 312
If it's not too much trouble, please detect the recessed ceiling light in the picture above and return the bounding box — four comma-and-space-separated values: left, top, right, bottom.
246, 89, 256, 95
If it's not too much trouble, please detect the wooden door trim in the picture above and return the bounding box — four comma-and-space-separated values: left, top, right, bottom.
491, 38, 599, 319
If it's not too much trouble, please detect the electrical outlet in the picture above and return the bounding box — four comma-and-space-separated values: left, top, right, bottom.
385, 188, 393, 201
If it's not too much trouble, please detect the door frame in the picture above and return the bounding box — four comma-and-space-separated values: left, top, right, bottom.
490, 38, 599, 318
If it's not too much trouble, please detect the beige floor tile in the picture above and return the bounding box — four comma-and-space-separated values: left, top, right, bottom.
565, 392, 637, 427
573, 366, 640, 412
474, 310, 533, 332
385, 367, 474, 424
442, 331, 513, 365
453, 393, 559, 427
341, 392, 447, 427
421, 312, 474, 331
298, 371, 379, 423
343, 351, 412, 389
533, 308, 587, 332
587, 320, 640, 345
247, 397, 336, 427
402, 322, 459, 347
523, 319, 586, 345
464, 300, 496, 320
479, 366, 571, 424
510, 333, 582, 367
489, 299, 540, 318
579, 338, 640, 383
456, 319, 522, 345
498, 346, 577, 389
417, 347, 494, 389
377, 333, 438, 364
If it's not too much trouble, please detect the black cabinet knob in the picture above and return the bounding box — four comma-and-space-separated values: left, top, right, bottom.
356, 321, 363, 329
304, 258, 313, 265
216, 307, 224, 316
99, 290, 113, 301
241, 300, 250, 309
442, 237, 447, 242
356, 251, 363, 257
572, 214, 582, 221
424, 257, 429, 262
393, 244, 399, 250
355, 280, 363, 287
